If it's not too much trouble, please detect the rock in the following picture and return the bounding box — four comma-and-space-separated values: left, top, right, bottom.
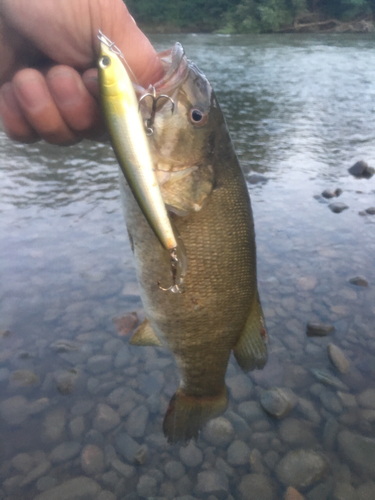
358, 388, 375, 408
297, 277, 317, 291
329, 202, 348, 213
97, 492, 116, 500
111, 458, 135, 478
112, 312, 138, 336
284, 486, 304, 500
357, 481, 375, 500
42, 408, 66, 442
50, 442, 81, 464
21, 460, 52, 486
134, 445, 148, 465
323, 417, 339, 450
11, 452, 34, 473
33, 476, 100, 500
248, 173, 268, 184
179, 441, 203, 467
238, 401, 264, 422
115, 433, 141, 463
0, 395, 29, 425
296, 398, 321, 425
276, 450, 327, 489
306, 322, 335, 337
71, 400, 94, 416
238, 473, 275, 500
260, 388, 297, 418
226, 374, 254, 401
338, 430, 375, 478
227, 440, 251, 466
93, 403, 120, 432
70, 416, 85, 439
165, 460, 185, 480
50, 339, 80, 352
319, 389, 343, 413
279, 418, 315, 446
195, 470, 229, 498
349, 276, 369, 287
333, 482, 357, 500
87, 355, 112, 374
80, 445, 104, 475
310, 368, 348, 391
137, 475, 157, 498
114, 345, 130, 368
327, 344, 349, 374
202, 417, 234, 447
226, 411, 251, 439
9, 369, 40, 388
55, 369, 79, 395
365, 207, 375, 215
125, 405, 149, 437
321, 189, 336, 199
36, 476, 58, 492
348, 160, 374, 178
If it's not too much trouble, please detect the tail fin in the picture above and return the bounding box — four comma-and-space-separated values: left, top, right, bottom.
163, 387, 228, 444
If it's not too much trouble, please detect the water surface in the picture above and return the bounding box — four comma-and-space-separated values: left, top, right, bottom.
0, 34, 374, 499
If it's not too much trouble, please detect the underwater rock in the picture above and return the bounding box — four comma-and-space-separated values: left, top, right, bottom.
50, 442, 81, 464
33, 476, 100, 500
227, 439, 251, 466
195, 470, 229, 498
306, 322, 335, 337
179, 441, 203, 467
327, 343, 349, 374
276, 449, 327, 489
260, 388, 297, 418
9, 369, 40, 389
310, 368, 348, 391
137, 475, 158, 498
202, 416, 234, 447
365, 207, 375, 215
338, 430, 375, 478
0, 395, 30, 425
80, 445, 105, 475
93, 403, 120, 433
349, 276, 368, 287
329, 202, 348, 213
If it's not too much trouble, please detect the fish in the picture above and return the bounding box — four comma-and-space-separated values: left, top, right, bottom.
119, 42, 268, 443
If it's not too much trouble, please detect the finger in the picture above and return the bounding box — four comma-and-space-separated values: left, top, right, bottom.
46, 65, 104, 139
82, 68, 100, 100
12, 68, 79, 145
0, 82, 39, 142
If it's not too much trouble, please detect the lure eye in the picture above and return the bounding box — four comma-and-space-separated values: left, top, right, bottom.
189, 108, 208, 127
100, 55, 111, 68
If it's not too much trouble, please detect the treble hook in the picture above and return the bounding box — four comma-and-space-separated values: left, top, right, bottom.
139, 86, 175, 136
157, 248, 184, 294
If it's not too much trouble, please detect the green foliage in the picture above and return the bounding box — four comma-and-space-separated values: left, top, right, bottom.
124, 0, 374, 32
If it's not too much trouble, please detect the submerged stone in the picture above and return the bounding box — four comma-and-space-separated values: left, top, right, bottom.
260, 388, 297, 418
33, 476, 100, 500
338, 430, 375, 478
306, 322, 335, 337
327, 343, 349, 374
276, 449, 327, 489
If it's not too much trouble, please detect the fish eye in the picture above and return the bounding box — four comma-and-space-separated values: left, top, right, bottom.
100, 56, 111, 68
189, 108, 208, 127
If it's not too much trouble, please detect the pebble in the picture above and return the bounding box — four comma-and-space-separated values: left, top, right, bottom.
329, 202, 348, 213
202, 416, 234, 447
165, 460, 185, 480
238, 401, 264, 422
321, 189, 336, 199
0, 395, 30, 425
179, 441, 203, 467
21, 461, 51, 486
260, 388, 297, 418
55, 369, 79, 395
348, 160, 374, 178
279, 418, 316, 446
42, 408, 66, 442
87, 355, 112, 374
319, 389, 343, 413
238, 473, 275, 500
11, 452, 34, 474
306, 322, 335, 337
358, 388, 375, 408
276, 449, 327, 488
296, 398, 321, 425
333, 482, 357, 500
70, 416, 85, 439
227, 439, 251, 466
226, 374, 253, 401
125, 405, 149, 437
365, 206, 375, 215
338, 430, 375, 478
33, 476, 101, 500
93, 403, 120, 432
71, 400, 94, 416
357, 481, 375, 500
80, 445, 104, 475
9, 369, 40, 388
134, 445, 148, 465
195, 470, 229, 497
284, 486, 304, 500
50, 442, 81, 464
115, 433, 141, 463
97, 492, 116, 500
248, 173, 268, 184
310, 368, 348, 391
137, 474, 157, 498
36, 476, 58, 492
349, 276, 369, 287
112, 312, 138, 336
111, 458, 135, 478
327, 343, 349, 374
114, 345, 131, 368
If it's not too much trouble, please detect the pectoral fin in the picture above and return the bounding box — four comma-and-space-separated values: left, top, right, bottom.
233, 294, 268, 372
130, 319, 162, 347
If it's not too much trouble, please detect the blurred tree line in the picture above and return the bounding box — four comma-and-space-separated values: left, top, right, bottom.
125, 0, 374, 32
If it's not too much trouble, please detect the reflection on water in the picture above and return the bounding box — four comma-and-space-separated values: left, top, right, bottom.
0, 34, 375, 499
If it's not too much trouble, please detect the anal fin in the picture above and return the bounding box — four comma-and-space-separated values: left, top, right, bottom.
233, 294, 268, 372
130, 319, 162, 347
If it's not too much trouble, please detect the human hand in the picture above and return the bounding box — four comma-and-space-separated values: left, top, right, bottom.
0, 0, 164, 145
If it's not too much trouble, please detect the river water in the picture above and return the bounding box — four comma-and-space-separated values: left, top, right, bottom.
0, 34, 374, 500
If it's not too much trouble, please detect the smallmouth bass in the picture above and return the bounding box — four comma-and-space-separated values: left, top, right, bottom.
101, 40, 268, 443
